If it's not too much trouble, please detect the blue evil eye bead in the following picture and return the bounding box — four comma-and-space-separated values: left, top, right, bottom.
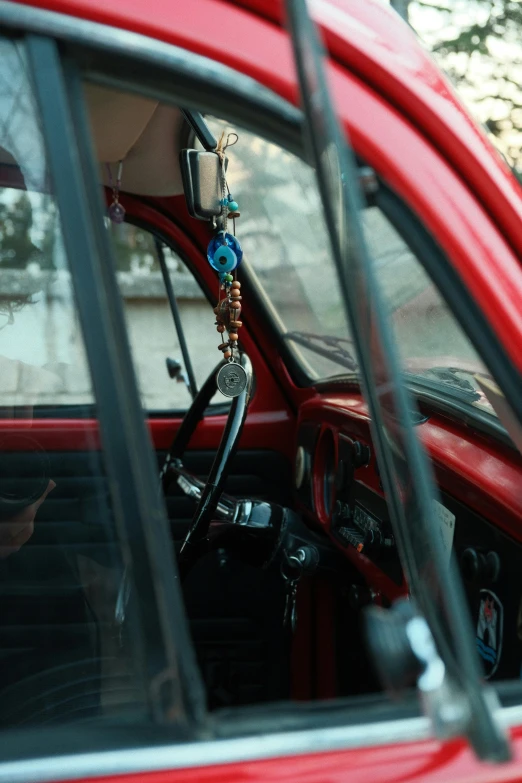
207, 232, 243, 272
213, 245, 236, 273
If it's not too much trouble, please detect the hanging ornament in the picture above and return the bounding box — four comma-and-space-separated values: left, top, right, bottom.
207, 131, 246, 398
106, 160, 125, 224
207, 231, 243, 273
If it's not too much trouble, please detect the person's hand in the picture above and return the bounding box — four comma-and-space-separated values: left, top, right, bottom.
0, 480, 56, 559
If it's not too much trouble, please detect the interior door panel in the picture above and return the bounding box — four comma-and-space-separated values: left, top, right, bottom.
1, 440, 293, 716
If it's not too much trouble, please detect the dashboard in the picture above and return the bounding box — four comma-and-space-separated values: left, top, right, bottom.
294, 392, 522, 681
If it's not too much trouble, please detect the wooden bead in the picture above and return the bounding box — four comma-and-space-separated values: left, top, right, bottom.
218, 342, 229, 350
223, 350, 232, 359
228, 211, 241, 218
217, 325, 225, 333
229, 333, 239, 342
213, 306, 220, 315
229, 320, 242, 328
231, 301, 241, 310
230, 293, 242, 301
231, 281, 241, 289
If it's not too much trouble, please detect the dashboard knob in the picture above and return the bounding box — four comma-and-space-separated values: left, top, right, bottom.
461, 548, 486, 584
352, 441, 371, 468
486, 551, 501, 583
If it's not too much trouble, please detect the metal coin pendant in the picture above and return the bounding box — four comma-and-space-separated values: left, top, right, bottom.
216, 362, 247, 398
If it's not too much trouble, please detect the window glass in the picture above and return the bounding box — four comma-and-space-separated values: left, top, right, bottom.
0, 198, 93, 409
363, 206, 493, 414
0, 38, 152, 728
109, 222, 226, 410
208, 119, 495, 417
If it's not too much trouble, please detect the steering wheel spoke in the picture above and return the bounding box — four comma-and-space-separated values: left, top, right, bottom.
164, 461, 238, 521
160, 353, 254, 570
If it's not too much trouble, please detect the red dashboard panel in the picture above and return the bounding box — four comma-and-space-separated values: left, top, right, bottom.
295, 393, 522, 603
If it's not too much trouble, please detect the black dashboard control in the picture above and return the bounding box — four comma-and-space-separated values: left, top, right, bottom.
461, 548, 501, 585
461, 548, 484, 583
334, 500, 351, 520
286, 545, 319, 573
352, 441, 371, 468
348, 584, 373, 610
486, 551, 501, 583
333, 502, 394, 554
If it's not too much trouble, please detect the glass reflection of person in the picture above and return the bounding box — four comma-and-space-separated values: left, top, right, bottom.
0, 478, 55, 559
0, 295, 59, 558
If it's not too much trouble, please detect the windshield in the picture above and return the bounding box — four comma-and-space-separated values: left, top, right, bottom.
207, 119, 496, 418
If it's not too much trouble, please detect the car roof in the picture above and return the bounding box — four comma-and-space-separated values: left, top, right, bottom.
9, 0, 522, 260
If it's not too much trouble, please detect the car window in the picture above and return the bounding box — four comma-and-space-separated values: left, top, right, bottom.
109, 223, 226, 410
206, 118, 496, 418
0, 36, 162, 729
0, 197, 222, 413
363, 205, 494, 415
0, 184, 94, 408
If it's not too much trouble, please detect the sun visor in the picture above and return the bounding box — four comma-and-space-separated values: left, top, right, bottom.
99, 104, 186, 197
85, 84, 158, 162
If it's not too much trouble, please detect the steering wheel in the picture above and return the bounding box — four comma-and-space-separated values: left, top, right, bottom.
160, 352, 254, 568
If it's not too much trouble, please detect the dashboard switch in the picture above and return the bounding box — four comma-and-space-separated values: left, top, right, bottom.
461, 548, 486, 584
352, 441, 371, 468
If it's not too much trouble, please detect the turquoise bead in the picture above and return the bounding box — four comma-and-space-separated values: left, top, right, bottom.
228, 200, 239, 212
213, 244, 237, 273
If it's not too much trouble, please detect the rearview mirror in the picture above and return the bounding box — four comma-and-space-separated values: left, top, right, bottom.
180, 149, 228, 221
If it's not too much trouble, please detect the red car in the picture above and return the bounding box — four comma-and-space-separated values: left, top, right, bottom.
0, 0, 521, 781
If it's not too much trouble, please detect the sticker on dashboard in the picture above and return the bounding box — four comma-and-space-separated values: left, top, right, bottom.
433, 500, 456, 564
476, 589, 503, 678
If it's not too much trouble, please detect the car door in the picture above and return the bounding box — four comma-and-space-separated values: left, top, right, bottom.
0, 22, 203, 753
1, 2, 522, 783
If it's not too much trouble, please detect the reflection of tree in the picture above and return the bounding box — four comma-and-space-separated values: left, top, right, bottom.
0, 194, 40, 269
108, 223, 186, 273
392, 1, 522, 169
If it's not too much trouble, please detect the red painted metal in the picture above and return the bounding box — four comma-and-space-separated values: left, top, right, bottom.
0, 414, 294, 457
55, 724, 522, 783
